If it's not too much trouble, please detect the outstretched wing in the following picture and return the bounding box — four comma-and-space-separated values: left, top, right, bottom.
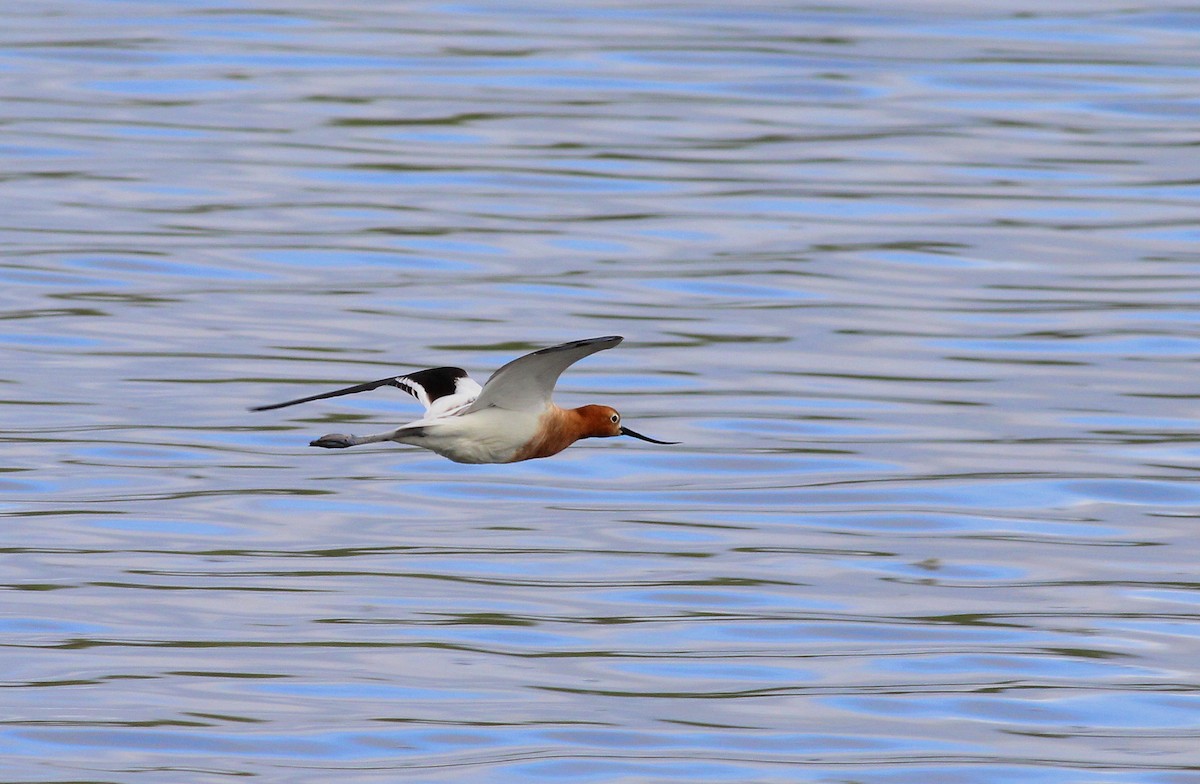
465, 336, 623, 414
251, 366, 481, 418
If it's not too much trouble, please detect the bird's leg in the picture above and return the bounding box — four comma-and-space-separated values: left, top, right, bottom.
309, 429, 401, 449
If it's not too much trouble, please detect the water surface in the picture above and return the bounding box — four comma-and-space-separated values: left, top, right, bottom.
2, 2, 1199, 782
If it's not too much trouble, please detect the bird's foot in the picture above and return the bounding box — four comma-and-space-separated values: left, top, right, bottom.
310, 433, 355, 449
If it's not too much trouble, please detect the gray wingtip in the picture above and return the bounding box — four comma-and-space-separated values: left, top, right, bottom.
533, 335, 623, 355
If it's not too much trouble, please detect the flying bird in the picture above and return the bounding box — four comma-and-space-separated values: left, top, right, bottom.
252, 336, 677, 464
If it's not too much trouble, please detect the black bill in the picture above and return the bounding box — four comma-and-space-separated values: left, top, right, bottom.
620, 426, 679, 445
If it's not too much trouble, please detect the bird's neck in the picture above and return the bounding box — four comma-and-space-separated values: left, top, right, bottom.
508, 406, 584, 462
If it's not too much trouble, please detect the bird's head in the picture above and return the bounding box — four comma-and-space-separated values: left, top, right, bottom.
576, 405, 678, 444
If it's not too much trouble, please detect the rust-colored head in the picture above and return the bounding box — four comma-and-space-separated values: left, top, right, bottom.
576, 404, 624, 438
575, 404, 678, 444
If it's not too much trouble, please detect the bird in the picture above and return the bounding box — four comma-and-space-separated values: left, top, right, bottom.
251, 336, 677, 464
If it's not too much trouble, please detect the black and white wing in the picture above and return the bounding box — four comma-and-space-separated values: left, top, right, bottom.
251, 366, 482, 418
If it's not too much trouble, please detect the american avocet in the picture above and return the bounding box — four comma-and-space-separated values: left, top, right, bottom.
252, 336, 677, 464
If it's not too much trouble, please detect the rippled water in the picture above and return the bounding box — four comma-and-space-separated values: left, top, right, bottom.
3, 2, 1200, 782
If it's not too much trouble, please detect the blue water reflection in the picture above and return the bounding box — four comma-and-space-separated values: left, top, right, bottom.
3, 1, 1200, 783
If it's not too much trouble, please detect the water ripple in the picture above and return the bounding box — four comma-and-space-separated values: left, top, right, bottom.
3, 1, 1200, 782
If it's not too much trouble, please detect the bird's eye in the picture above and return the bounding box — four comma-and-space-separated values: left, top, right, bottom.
610, 413, 619, 423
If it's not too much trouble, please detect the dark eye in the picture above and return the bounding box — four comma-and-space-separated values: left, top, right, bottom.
610, 413, 619, 423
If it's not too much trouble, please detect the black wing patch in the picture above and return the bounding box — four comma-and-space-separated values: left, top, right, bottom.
250, 366, 469, 412
396, 367, 469, 407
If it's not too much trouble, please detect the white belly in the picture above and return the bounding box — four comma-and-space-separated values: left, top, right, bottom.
394, 408, 541, 464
